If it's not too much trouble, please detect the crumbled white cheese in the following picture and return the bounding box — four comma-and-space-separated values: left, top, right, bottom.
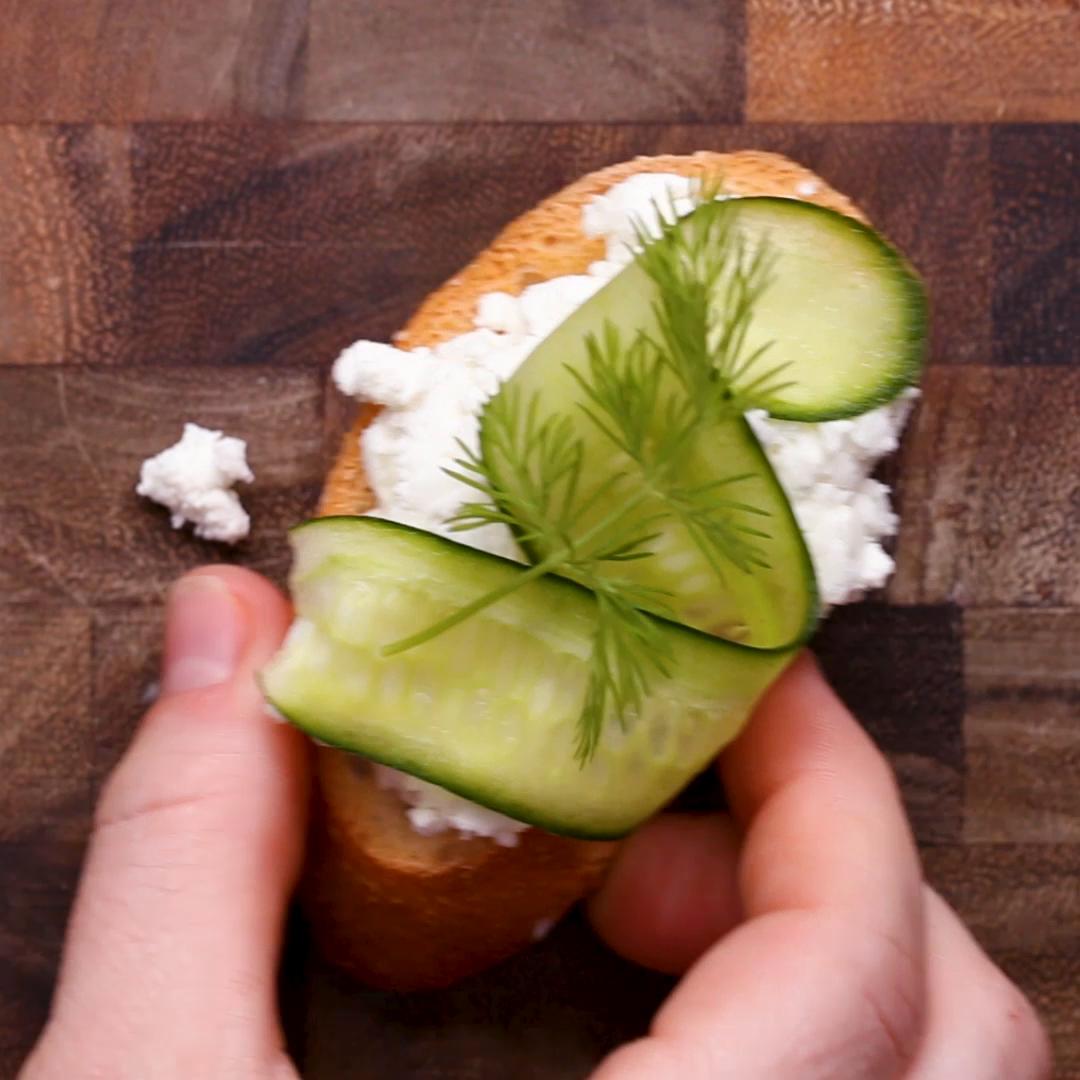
334, 340, 439, 409
336, 334, 530, 561
748, 390, 918, 608
136, 423, 253, 543
332, 171, 917, 843
518, 275, 605, 337
372, 764, 528, 846
475, 290, 526, 336
582, 171, 697, 264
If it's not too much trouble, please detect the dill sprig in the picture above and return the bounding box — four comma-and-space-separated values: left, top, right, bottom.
383, 184, 786, 762
635, 194, 795, 416
569, 321, 773, 582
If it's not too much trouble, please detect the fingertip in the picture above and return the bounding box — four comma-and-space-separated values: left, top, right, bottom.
744, 650, 837, 730
160, 566, 293, 706
720, 650, 877, 824
589, 813, 741, 975
717, 649, 921, 941
180, 564, 293, 648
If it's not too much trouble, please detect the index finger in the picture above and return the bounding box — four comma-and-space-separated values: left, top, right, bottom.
721, 652, 923, 934
592, 654, 927, 1080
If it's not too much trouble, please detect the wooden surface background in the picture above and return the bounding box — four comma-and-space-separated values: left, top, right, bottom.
1, 2, 1078, 1076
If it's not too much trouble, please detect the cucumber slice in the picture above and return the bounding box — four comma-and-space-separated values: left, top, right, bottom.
718, 198, 927, 420
261, 517, 793, 839
480, 196, 924, 646
481, 402, 817, 649
560, 196, 925, 423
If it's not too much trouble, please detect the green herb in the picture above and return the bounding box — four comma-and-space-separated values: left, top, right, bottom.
383, 186, 783, 761
634, 193, 795, 418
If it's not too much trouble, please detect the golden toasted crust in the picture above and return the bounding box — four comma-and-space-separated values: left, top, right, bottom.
303, 752, 615, 990
319, 152, 862, 519
308, 151, 865, 989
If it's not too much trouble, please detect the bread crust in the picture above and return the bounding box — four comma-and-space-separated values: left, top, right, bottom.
307, 151, 864, 990
303, 753, 615, 989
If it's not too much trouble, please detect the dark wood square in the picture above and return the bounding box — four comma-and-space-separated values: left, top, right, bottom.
814, 603, 966, 844
890, 366, 1080, 607
963, 608, 1080, 844
0, 366, 324, 605
991, 125, 1080, 366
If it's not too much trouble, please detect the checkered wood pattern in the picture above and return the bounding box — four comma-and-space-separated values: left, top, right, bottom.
1, 2, 1077, 1075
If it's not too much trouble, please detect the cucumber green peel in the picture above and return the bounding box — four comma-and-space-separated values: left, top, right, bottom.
261, 517, 794, 838
264, 188, 927, 829
479, 194, 925, 639
434, 194, 925, 756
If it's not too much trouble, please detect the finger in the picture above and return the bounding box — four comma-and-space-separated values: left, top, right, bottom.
36, 567, 308, 1077
907, 888, 1052, 1079
588, 813, 742, 974
592, 654, 926, 1080
720, 653, 921, 936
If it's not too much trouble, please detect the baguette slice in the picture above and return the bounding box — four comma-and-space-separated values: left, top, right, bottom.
304, 151, 865, 991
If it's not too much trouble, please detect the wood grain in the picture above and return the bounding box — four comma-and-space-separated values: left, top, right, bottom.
992, 125, 1080, 365
0, 367, 324, 605
0, 125, 131, 365
748, 0, 1080, 122
0, 837, 86, 1078
0, 0, 308, 123
128, 123, 652, 362
304, 0, 743, 122
890, 366, 1080, 607
91, 606, 164, 783
0, 607, 94, 840
964, 608, 1080, 844
0, 121, 997, 369
125, 123, 990, 368
1004, 949, 1080, 1079
814, 604, 965, 844
132, 242, 417, 367
0, 606, 94, 1076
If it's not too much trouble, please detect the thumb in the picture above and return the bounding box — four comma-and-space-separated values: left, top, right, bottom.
29, 567, 308, 1078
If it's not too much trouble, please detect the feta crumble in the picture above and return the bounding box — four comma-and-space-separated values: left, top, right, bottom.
582, 172, 697, 264
136, 423, 253, 544
331, 172, 918, 842
373, 764, 527, 846
747, 392, 917, 608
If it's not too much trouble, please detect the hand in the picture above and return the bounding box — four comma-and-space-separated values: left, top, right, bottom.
22, 572, 1052, 1079
21, 567, 309, 1079
588, 654, 1052, 1079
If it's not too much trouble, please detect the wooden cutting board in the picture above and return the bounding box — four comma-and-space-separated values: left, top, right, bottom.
1, 2, 1077, 1076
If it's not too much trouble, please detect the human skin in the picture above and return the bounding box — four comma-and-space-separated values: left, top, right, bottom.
21, 568, 1052, 1079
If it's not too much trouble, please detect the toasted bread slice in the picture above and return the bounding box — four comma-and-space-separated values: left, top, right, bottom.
306, 152, 865, 990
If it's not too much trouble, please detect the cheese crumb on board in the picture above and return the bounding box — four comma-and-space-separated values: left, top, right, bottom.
136, 423, 253, 544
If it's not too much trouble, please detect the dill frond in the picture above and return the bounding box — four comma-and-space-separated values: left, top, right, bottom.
385, 190, 786, 761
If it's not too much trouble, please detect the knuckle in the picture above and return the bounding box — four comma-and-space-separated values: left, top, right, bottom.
991, 979, 1054, 1079
94, 776, 232, 842
796, 915, 926, 1076
842, 922, 926, 1074
93, 704, 243, 839
857, 948, 924, 1071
